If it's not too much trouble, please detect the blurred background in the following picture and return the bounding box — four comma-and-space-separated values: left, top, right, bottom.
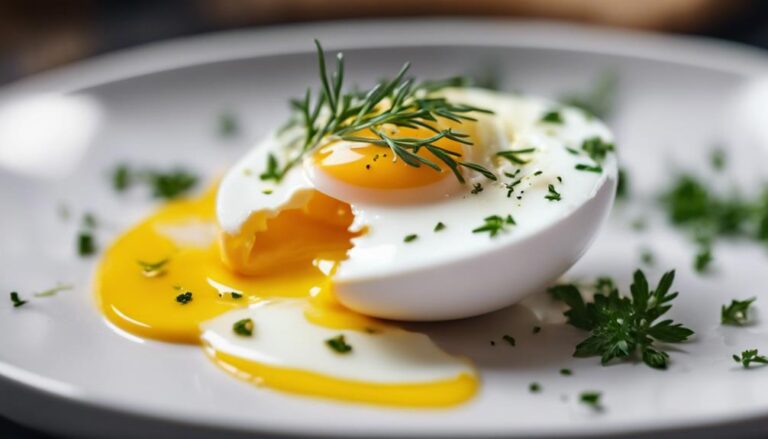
2, 0, 768, 85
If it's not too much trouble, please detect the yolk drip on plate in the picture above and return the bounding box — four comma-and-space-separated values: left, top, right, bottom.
95, 184, 477, 407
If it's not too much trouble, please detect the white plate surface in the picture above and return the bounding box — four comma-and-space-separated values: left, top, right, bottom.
1, 19, 768, 439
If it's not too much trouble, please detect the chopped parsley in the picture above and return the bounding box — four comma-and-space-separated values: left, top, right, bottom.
581, 137, 614, 164
659, 174, 768, 270
230, 292, 243, 299
721, 297, 756, 326
733, 349, 768, 368
260, 153, 282, 182
616, 168, 629, 200
434, 222, 446, 232
579, 391, 602, 408
77, 232, 96, 257
575, 163, 602, 173
504, 179, 522, 198
693, 243, 713, 274
710, 147, 726, 172
502, 335, 516, 347
471, 183, 484, 194
549, 269, 694, 369
10, 292, 27, 308
560, 71, 618, 119
545, 184, 562, 201
640, 248, 655, 266
137, 259, 169, 278
472, 214, 516, 237
529, 382, 542, 393
232, 318, 254, 337
404, 234, 418, 243
496, 148, 535, 165
218, 111, 239, 138
34, 283, 73, 298
176, 291, 193, 305
326, 334, 352, 354
541, 110, 564, 124
560, 368, 573, 376
111, 164, 198, 200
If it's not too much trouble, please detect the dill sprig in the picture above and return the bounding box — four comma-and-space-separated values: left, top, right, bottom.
264, 40, 497, 184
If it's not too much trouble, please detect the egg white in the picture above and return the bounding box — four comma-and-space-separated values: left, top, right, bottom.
216, 88, 615, 282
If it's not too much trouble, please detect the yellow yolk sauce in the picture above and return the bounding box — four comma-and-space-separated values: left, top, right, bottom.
95, 186, 347, 343
207, 348, 477, 408
95, 184, 478, 407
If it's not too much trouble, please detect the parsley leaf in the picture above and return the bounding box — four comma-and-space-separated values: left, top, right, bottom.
502, 335, 516, 347
549, 270, 694, 369
733, 349, 768, 368
721, 297, 756, 326
579, 391, 602, 409
404, 234, 418, 243
232, 318, 254, 337
176, 291, 193, 304
326, 334, 352, 354
581, 137, 614, 164
434, 222, 446, 232
541, 110, 564, 124
111, 164, 198, 200
529, 382, 542, 393
10, 292, 27, 308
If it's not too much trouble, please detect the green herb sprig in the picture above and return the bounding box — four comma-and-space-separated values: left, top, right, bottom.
265, 40, 497, 184
326, 334, 353, 354
721, 298, 756, 326
549, 270, 694, 369
733, 349, 768, 368
472, 215, 515, 237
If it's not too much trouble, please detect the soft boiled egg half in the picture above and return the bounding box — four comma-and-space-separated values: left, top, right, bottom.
95, 44, 616, 408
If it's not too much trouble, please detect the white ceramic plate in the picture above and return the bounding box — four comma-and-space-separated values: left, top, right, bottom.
2, 19, 768, 439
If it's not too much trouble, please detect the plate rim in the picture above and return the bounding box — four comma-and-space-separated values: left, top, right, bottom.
3, 18, 768, 438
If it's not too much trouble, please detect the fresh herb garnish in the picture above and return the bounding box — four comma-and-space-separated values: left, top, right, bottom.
176, 291, 193, 305
560, 368, 573, 376
640, 248, 655, 266
575, 163, 602, 173
541, 110, 563, 124
434, 222, 446, 232
496, 148, 535, 165
326, 334, 352, 354
533, 326, 541, 334
34, 283, 73, 298
504, 179, 522, 198
710, 147, 726, 172
10, 292, 27, 308
230, 292, 243, 299
268, 41, 496, 184
218, 111, 239, 138
502, 335, 516, 347
404, 234, 418, 243
733, 349, 768, 368
545, 184, 562, 201
137, 259, 169, 278
233, 318, 254, 337
579, 391, 602, 408
721, 298, 756, 326
693, 242, 713, 274
529, 382, 542, 393
549, 270, 694, 369
78, 232, 96, 257
111, 164, 198, 200
616, 167, 629, 200
581, 137, 614, 164
471, 183, 484, 194
472, 214, 515, 237
560, 71, 618, 119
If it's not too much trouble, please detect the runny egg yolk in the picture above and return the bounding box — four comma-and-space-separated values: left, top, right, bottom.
312, 124, 474, 190
95, 184, 477, 407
